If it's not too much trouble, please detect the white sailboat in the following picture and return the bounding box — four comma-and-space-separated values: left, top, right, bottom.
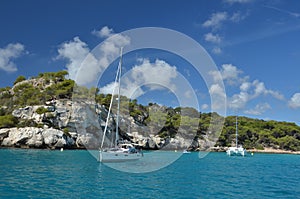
226, 115, 247, 156
99, 48, 142, 163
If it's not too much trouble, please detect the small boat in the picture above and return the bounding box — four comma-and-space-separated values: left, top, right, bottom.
100, 143, 142, 163
99, 48, 142, 163
226, 115, 247, 157
183, 149, 191, 154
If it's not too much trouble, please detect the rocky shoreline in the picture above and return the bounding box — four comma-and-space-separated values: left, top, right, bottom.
1, 127, 299, 155
0, 126, 198, 150
1, 97, 299, 154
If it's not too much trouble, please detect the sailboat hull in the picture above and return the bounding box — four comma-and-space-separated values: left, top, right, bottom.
99, 150, 142, 163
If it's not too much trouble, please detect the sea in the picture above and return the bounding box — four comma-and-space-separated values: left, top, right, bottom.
0, 149, 299, 199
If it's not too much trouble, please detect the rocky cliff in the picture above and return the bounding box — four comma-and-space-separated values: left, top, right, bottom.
0, 99, 199, 150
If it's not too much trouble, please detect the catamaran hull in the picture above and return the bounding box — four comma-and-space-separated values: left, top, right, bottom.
99, 151, 142, 163
226, 147, 247, 156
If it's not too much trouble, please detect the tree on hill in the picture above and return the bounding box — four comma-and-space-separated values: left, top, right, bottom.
14, 76, 26, 85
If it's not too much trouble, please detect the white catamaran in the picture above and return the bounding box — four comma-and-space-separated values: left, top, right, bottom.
226, 116, 247, 157
99, 48, 142, 163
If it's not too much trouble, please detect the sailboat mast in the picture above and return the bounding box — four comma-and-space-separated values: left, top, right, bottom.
115, 47, 123, 147
235, 115, 238, 147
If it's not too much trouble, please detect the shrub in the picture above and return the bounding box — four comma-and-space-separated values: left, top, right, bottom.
36, 107, 49, 115
0, 115, 18, 128
14, 76, 26, 85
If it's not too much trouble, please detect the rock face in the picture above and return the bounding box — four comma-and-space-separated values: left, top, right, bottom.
1, 99, 204, 150
0, 127, 76, 149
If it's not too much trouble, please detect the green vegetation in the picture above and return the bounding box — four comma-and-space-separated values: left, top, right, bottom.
216, 117, 300, 151
0, 115, 18, 128
0, 70, 299, 151
36, 107, 50, 115
14, 76, 26, 85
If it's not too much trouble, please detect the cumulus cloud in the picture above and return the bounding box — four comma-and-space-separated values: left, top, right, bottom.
0, 43, 25, 72
203, 11, 246, 30
204, 33, 222, 54
244, 103, 271, 115
209, 64, 284, 112
220, 64, 242, 82
99, 58, 178, 99
288, 93, 300, 108
252, 80, 284, 100
229, 79, 284, 110
209, 84, 226, 97
230, 11, 248, 23
209, 83, 227, 110
56, 37, 90, 80
203, 12, 228, 30
57, 27, 130, 85
204, 33, 221, 43
209, 64, 242, 84
229, 91, 249, 110
91, 26, 114, 38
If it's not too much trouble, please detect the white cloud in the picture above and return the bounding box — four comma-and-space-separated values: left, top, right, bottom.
203, 12, 228, 30
202, 11, 248, 55
288, 93, 300, 109
224, 0, 252, 4
229, 79, 284, 110
203, 11, 248, 29
100, 33, 130, 57
57, 27, 130, 85
221, 64, 241, 82
100, 58, 178, 99
209, 84, 226, 97
0, 43, 25, 72
209, 83, 227, 110
99, 81, 119, 95
204, 33, 221, 43
201, 104, 209, 110
244, 103, 271, 115
230, 11, 248, 23
130, 59, 177, 91
209, 64, 284, 110
209, 64, 242, 84
212, 47, 222, 54
252, 80, 284, 100
240, 81, 251, 92
56, 37, 90, 81
91, 26, 114, 38
229, 91, 249, 110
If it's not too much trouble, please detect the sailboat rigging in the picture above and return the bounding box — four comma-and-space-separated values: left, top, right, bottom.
99, 48, 142, 163
226, 115, 247, 156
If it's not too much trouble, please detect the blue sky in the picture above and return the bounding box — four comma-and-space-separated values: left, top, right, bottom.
1, 0, 300, 124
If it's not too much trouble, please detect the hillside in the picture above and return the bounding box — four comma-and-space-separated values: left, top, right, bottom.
0, 71, 300, 151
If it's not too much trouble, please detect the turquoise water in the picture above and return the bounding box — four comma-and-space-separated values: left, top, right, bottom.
0, 149, 299, 199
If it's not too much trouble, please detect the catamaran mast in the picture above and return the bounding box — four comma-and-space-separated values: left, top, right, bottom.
235, 115, 238, 147
115, 47, 123, 148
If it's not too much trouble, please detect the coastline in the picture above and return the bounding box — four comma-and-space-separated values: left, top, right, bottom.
1, 146, 300, 155
247, 147, 300, 155
210, 146, 300, 155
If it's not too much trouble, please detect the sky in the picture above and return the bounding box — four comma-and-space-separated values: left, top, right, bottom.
0, 0, 300, 124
